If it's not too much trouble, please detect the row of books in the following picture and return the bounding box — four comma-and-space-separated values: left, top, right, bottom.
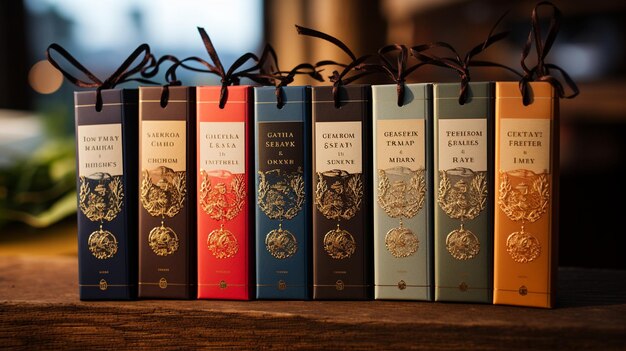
76, 81, 557, 308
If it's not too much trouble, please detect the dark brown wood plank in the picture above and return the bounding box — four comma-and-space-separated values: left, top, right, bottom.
1, 255, 625, 350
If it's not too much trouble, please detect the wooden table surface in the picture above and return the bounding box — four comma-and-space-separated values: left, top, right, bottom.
1, 255, 625, 350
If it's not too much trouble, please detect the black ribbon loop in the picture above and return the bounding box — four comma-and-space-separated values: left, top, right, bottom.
141, 54, 190, 107
46, 43, 157, 111
411, 11, 514, 105
194, 27, 264, 109
364, 44, 426, 106
296, 25, 374, 108
519, 1, 579, 105
255, 43, 324, 108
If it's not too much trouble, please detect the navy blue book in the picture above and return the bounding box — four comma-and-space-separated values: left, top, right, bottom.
254, 86, 311, 299
75, 89, 138, 300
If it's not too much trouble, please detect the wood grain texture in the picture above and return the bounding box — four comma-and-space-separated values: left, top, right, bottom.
1, 255, 625, 350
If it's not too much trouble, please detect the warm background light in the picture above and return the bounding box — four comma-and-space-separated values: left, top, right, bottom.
28, 60, 63, 94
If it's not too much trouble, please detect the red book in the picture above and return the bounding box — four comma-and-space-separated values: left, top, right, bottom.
196, 86, 253, 300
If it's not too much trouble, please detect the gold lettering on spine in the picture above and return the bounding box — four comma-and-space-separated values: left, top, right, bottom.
498, 170, 549, 263
200, 170, 246, 259
141, 166, 186, 256
377, 166, 425, 258
315, 170, 362, 259
258, 168, 305, 259
79, 173, 123, 260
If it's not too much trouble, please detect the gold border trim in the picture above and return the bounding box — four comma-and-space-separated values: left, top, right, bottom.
80, 284, 134, 287
138, 282, 190, 286
256, 284, 306, 287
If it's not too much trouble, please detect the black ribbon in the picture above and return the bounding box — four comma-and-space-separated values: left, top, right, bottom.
364, 44, 426, 106
140, 54, 195, 107
256, 43, 324, 108
296, 25, 374, 108
411, 11, 516, 105
171, 27, 266, 109
46, 43, 157, 111
518, 1, 579, 105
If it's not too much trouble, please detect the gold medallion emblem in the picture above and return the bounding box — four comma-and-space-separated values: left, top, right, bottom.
79, 173, 124, 260
445, 227, 480, 260
385, 227, 419, 258
377, 167, 425, 258
99, 279, 108, 291
207, 225, 239, 259
148, 224, 180, 256
88, 228, 119, 259
200, 170, 246, 259
141, 166, 186, 256
258, 168, 305, 259
323, 225, 356, 259
315, 170, 363, 260
499, 170, 549, 263
265, 226, 298, 259
438, 168, 487, 260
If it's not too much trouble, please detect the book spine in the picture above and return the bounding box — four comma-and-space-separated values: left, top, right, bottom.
138, 86, 196, 299
311, 85, 372, 300
254, 86, 311, 300
433, 82, 494, 303
197, 86, 253, 300
494, 81, 558, 308
372, 83, 433, 301
75, 89, 138, 300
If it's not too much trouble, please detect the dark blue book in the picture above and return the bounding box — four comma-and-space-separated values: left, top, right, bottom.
254, 86, 311, 299
75, 89, 138, 300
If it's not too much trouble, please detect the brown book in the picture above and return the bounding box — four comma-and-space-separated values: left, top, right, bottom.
493, 82, 558, 308
311, 85, 372, 300
138, 86, 197, 299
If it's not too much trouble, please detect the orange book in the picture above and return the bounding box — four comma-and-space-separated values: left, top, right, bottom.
493, 82, 558, 308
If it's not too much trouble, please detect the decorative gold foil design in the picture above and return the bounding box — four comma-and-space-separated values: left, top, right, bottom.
377, 167, 425, 258
207, 225, 239, 259
445, 227, 480, 260
99, 279, 108, 291
278, 280, 287, 291
335, 280, 345, 291
323, 225, 356, 259
258, 168, 305, 259
200, 170, 246, 259
499, 170, 549, 263
438, 168, 487, 260
88, 229, 119, 259
385, 227, 419, 258
316, 170, 363, 260
265, 226, 298, 259
159, 278, 167, 289
519, 285, 528, 296
79, 173, 123, 260
148, 224, 180, 256
141, 166, 186, 256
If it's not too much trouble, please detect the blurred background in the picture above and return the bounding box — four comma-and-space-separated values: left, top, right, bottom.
0, 0, 624, 269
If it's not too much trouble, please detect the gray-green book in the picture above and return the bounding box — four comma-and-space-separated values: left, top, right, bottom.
372, 83, 433, 300
433, 82, 494, 303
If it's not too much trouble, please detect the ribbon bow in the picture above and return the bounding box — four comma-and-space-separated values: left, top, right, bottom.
411, 12, 514, 105
365, 44, 426, 106
518, 1, 579, 105
46, 43, 156, 111
296, 25, 374, 108
178, 27, 265, 109
256, 44, 324, 108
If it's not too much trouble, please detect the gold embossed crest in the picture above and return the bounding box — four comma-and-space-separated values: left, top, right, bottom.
438, 168, 487, 261
265, 226, 298, 259
315, 170, 362, 260
141, 166, 185, 256
200, 170, 246, 259
378, 166, 424, 258
385, 227, 419, 258
148, 224, 180, 256
79, 173, 123, 260
499, 170, 549, 263
88, 229, 118, 259
323, 226, 356, 259
258, 168, 305, 259
207, 225, 239, 259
